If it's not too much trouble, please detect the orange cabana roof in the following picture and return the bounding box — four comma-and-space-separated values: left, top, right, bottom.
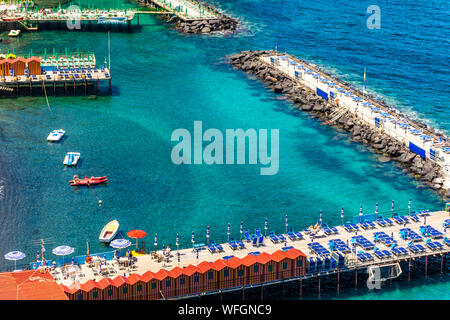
126, 273, 141, 285
210, 259, 227, 271
255, 252, 272, 264
0, 57, 41, 65
153, 269, 170, 281
58, 247, 308, 295
168, 266, 184, 279
182, 264, 200, 276
197, 261, 212, 273
139, 271, 155, 282
223, 256, 242, 269
0, 269, 68, 300
241, 255, 257, 267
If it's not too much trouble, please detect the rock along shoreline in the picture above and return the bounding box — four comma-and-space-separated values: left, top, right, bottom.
227, 50, 450, 200
137, 0, 238, 34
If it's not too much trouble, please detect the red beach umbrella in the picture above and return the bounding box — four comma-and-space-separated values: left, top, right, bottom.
127, 230, 147, 250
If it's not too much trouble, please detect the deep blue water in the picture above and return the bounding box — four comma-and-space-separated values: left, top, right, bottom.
0, 0, 449, 299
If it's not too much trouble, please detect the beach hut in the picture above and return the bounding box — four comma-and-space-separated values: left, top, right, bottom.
126, 274, 143, 300
182, 264, 204, 294
285, 248, 307, 277
169, 266, 186, 297
242, 254, 262, 285
10, 57, 26, 75
27, 57, 41, 75
223, 256, 242, 287
197, 261, 218, 292
211, 259, 230, 289
255, 252, 272, 282
271, 250, 292, 280
139, 271, 158, 300
0, 59, 12, 76
153, 269, 171, 299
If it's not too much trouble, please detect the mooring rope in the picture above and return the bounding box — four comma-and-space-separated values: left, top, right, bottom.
42, 79, 52, 112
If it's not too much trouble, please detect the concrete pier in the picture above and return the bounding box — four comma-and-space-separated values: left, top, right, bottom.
51, 209, 450, 299
227, 50, 450, 199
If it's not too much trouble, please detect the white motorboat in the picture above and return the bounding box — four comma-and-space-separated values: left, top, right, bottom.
99, 220, 119, 243
63, 152, 80, 166
8, 30, 21, 37
47, 129, 65, 142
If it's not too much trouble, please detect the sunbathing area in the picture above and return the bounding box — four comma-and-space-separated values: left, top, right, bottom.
259, 54, 450, 190
53, 210, 450, 287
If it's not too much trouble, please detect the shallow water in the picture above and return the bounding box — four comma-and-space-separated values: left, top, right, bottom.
0, 0, 448, 299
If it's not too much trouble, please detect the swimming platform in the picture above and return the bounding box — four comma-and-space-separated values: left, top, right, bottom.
3, 208, 449, 300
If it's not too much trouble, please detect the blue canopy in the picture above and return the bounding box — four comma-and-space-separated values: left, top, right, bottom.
362, 102, 372, 106
344, 92, 354, 96
336, 88, 346, 92
52, 245, 74, 256
4, 251, 26, 261
110, 239, 131, 249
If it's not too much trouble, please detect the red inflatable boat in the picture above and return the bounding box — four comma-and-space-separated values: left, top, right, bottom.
69, 175, 108, 186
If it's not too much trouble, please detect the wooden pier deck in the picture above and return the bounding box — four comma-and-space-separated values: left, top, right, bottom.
54, 210, 450, 298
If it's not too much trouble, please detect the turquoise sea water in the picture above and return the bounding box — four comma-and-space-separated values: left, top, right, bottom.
0, 0, 449, 299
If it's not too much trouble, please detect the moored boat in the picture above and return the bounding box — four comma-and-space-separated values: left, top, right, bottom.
63, 152, 80, 166
47, 129, 65, 142
8, 29, 21, 37
99, 219, 119, 242
69, 175, 108, 186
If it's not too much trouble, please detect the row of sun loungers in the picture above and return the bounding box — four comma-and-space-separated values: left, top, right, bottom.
352, 235, 375, 250
307, 242, 330, 256
357, 252, 374, 262
323, 226, 338, 235
373, 232, 396, 246
420, 225, 444, 239
227, 238, 245, 250
393, 216, 410, 224
359, 221, 376, 229
343, 224, 359, 232
373, 249, 393, 259
408, 243, 426, 253
329, 239, 351, 253
287, 231, 304, 241
208, 241, 224, 253
399, 228, 423, 242
426, 241, 444, 251
376, 218, 394, 227
391, 246, 409, 256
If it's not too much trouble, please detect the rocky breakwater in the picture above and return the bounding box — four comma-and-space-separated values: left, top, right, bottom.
227, 50, 450, 200
176, 16, 238, 34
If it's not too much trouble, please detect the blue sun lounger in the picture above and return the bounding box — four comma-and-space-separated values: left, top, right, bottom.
269, 231, 279, 243
215, 243, 224, 252
410, 215, 419, 222
294, 231, 303, 239
258, 236, 264, 246
252, 237, 258, 246
237, 240, 245, 249
228, 241, 238, 250
287, 232, 297, 240
374, 250, 384, 259
255, 229, 262, 238
208, 245, 217, 253
244, 230, 251, 241
277, 234, 286, 242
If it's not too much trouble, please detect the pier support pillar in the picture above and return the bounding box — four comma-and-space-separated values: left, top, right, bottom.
318, 275, 321, 297
29, 82, 32, 96
242, 286, 245, 301
84, 79, 87, 96
64, 81, 67, 94
425, 256, 428, 278
53, 81, 56, 96
408, 259, 411, 281
109, 79, 112, 91
73, 80, 76, 96
355, 269, 358, 289
337, 271, 340, 294
441, 254, 444, 276
260, 285, 263, 300
299, 278, 302, 299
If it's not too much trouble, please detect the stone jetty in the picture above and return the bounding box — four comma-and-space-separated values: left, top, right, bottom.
227, 50, 450, 200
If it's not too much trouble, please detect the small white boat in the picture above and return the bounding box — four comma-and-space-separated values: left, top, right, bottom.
8, 30, 21, 37
99, 219, 119, 243
47, 129, 65, 142
63, 152, 80, 166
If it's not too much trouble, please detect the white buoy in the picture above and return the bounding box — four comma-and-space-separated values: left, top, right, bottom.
99, 200, 102, 206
